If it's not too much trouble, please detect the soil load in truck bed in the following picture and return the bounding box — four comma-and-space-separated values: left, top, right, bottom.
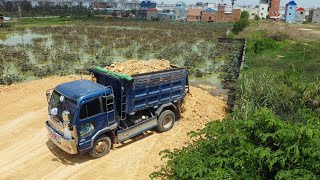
105, 59, 173, 75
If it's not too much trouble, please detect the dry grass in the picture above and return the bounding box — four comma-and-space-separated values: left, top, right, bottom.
238, 21, 320, 41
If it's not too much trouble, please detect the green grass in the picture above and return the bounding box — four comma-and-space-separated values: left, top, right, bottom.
244, 32, 320, 82
13, 16, 94, 28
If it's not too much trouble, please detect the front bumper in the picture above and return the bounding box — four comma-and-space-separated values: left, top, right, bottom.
45, 121, 78, 154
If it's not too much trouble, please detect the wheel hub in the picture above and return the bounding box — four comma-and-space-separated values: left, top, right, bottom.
163, 116, 173, 129
96, 140, 107, 153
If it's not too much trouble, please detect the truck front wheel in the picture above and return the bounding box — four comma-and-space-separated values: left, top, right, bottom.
89, 136, 111, 158
157, 110, 175, 133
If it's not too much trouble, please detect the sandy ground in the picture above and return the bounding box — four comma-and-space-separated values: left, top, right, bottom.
0, 75, 226, 180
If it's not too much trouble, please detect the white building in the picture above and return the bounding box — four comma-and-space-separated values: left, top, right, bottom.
259, 0, 269, 19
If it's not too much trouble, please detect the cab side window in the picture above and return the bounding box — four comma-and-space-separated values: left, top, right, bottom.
79, 98, 101, 119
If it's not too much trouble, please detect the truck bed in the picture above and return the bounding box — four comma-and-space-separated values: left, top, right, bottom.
89, 66, 189, 116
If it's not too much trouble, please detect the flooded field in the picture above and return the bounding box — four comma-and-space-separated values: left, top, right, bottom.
0, 20, 240, 97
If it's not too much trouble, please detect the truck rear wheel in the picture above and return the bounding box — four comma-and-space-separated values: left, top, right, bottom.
89, 136, 111, 158
157, 110, 175, 133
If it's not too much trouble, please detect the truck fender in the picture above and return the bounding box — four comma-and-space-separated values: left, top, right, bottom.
155, 102, 177, 116
90, 123, 118, 148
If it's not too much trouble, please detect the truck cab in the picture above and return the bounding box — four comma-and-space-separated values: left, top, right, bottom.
46, 67, 188, 158
46, 80, 117, 155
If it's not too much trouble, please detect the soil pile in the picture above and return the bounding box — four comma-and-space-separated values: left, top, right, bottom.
105, 59, 172, 75
181, 86, 226, 125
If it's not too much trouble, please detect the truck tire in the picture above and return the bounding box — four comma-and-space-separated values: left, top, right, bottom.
89, 136, 111, 158
157, 110, 175, 133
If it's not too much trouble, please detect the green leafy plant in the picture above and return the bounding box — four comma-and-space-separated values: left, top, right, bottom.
150, 108, 320, 179
232, 11, 250, 34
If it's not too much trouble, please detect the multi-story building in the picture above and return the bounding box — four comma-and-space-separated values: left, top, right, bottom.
268, 0, 280, 17
186, 8, 202, 22
140, 0, 156, 9
156, 3, 176, 11
258, 0, 269, 19
259, 0, 281, 19
173, 1, 187, 20
295, 7, 305, 23
285, 0, 297, 23
308, 8, 320, 23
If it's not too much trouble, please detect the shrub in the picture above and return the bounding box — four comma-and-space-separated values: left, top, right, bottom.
150, 108, 320, 179
232, 11, 250, 34
251, 37, 278, 53
254, 14, 261, 20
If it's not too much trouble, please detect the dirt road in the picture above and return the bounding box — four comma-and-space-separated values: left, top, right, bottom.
0, 76, 226, 180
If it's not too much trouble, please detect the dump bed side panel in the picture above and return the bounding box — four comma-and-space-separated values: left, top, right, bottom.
90, 71, 127, 116
126, 68, 188, 114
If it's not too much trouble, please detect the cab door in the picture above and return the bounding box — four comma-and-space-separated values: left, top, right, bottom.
77, 96, 108, 151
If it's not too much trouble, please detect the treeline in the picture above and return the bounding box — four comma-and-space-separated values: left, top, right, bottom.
0, 0, 96, 17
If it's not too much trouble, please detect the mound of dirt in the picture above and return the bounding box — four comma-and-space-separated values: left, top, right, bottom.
105, 59, 172, 75
181, 86, 226, 125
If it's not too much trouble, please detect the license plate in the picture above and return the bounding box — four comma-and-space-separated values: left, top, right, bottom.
51, 132, 60, 142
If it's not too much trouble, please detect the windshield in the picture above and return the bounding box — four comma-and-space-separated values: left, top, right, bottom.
49, 90, 77, 123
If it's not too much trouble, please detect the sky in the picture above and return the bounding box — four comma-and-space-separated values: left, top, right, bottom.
157, 0, 320, 8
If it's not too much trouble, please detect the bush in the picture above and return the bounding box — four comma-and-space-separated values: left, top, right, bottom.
254, 14, 261, 20
150, 108, 320, 179
252, 37, 278, 53
232, 11, 250, 34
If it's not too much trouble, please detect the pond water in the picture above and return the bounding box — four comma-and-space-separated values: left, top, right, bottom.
0, 29, 51, 46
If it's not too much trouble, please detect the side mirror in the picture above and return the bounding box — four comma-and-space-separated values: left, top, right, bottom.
46, 89, 52, 103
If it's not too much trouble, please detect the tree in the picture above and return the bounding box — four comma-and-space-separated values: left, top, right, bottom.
21, 0, 32, 15
4, 1, 13, 13
232, 11, 250, 34
240, 10, 250, 20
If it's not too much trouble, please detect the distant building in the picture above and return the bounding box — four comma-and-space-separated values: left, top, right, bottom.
258, 0, 269, 19
173, 1, 187, 20
269, 0, 280, 18
200, 8, 217, 22
92, 1, 117, 9
259, 0, 281, 19
201, 4, 241, 22
82, 0, 92, 8
137, 8, 158, 20
285, 1, 297, 23
205, 3, 216, 9
187, 8, 202, 22
140, 0, 156, 9
295, 7, 305, 23
235, 6, 259, 19
125, 1, 141, 10
156, 3, 176, 11
158, 12, 174, 20
309, 8, 320, 23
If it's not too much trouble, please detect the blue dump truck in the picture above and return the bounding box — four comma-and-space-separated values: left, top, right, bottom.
45, 66, 189, 158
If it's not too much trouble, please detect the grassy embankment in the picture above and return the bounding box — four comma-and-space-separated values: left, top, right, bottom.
151, 21, 320, 179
